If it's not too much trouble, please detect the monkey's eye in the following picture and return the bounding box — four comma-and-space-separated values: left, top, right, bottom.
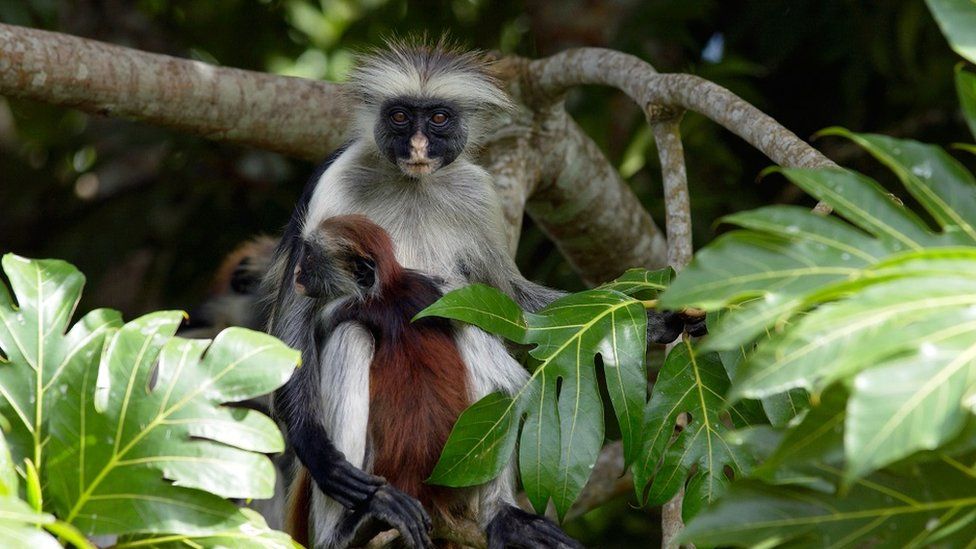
389, 110, 409, 125
352, 257, 376, 289
430, 112, 449, 126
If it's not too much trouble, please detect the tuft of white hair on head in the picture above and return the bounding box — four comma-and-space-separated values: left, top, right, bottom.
347, 35, 515, 150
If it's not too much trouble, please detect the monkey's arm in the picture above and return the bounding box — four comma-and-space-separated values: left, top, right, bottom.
273, 322, 433, 548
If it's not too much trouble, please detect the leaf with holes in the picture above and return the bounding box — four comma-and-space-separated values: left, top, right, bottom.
423, 269, 673, 518
0, 253, 299, 541
43, 310, 299, 536
634, 340, 757, 520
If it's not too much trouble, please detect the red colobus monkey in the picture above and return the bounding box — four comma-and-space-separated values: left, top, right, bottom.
282, 215, 579, 548
267, 38, 702, 548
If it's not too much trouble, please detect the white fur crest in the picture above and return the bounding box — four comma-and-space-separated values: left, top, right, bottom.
347, 38, 514, 146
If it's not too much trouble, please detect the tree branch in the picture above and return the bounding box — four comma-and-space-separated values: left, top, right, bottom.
651, 115, 693, 547
0, 23, 345, 161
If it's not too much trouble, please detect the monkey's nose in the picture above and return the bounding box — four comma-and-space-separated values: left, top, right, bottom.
409, 132, 429, 160
293, 265, 307, 295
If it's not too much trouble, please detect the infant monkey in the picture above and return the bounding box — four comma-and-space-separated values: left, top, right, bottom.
286, 214, 580, 549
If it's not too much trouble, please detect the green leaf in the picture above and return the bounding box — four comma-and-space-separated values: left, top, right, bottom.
115, 508, 298, 549
0, 428, 18, 497
0, 496, 62, 549
428, 392, 522, 487
751, 386, 847, 492
415, 284, 526, 343
663, 134, 976, 482
681, 455, 976, 547
518, 375, 560, 513
427, 270, 667, 518
0, 254, 301, 541
43, 312, 299, 536
0, 254, 122, 474
927, 0, 976, 64
818, 128, 976, 241
958, 64, 976, 142
634, 340, 755, 519
597, 267, 675, 299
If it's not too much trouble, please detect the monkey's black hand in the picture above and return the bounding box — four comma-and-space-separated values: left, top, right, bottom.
312, 457, 387, 509
647, 310, 708, 345
486, 505, 582, 549
337, 483, 433, 549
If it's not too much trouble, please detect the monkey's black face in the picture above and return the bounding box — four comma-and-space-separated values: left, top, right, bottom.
374, 97, 467, 177
294, 239, 376, 299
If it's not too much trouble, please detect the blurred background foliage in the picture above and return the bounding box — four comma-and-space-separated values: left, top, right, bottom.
0, 1, 973, 544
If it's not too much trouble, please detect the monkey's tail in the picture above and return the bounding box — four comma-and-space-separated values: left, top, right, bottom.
286, 465, 312, 547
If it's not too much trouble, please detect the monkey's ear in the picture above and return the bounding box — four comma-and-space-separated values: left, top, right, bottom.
352, 258, 376, 290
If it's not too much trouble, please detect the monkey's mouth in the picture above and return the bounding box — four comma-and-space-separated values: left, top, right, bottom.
399, 159, 441, 176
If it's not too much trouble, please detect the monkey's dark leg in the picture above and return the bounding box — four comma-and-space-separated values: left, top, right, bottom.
486, 505, 583, 549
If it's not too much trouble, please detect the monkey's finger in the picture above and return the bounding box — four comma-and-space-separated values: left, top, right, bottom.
325, 471, 384, 506
381, 496, 432, 549
526, 519, 583, 549
381, 485, 431, 533
398, 491, 432, 531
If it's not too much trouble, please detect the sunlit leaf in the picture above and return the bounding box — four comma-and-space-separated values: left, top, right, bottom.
115, 508, 298, 549
0, 496, 62, 549
0, 253, 300, 541
927, 0, 976, 64
46, 314, 299, 535
664, 132, 976, 483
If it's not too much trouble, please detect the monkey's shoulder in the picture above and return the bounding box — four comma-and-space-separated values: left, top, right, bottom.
333, 271, 449, 336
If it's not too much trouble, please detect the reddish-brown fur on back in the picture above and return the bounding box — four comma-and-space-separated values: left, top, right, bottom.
287, 215, 472, 542
335, 268, 471, 519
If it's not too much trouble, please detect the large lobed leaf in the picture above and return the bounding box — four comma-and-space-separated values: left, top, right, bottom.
421, 270, 666, 518
0, 254, 301, 544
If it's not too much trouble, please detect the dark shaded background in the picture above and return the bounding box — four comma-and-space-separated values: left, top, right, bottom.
0, 1, 971, 545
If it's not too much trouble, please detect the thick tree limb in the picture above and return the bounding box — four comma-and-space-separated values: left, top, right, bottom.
0, 23, 345, 161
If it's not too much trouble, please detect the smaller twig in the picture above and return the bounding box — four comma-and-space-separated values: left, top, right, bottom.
652, 114, 694, 549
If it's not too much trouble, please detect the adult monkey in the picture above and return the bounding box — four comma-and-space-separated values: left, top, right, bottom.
266, 39, 704, 548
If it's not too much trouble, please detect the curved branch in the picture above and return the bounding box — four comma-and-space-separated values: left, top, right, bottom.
0, 23, 345, 161
524, 48, 837, 172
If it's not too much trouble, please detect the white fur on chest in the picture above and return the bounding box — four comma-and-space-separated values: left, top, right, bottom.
303, 141, 501, 286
